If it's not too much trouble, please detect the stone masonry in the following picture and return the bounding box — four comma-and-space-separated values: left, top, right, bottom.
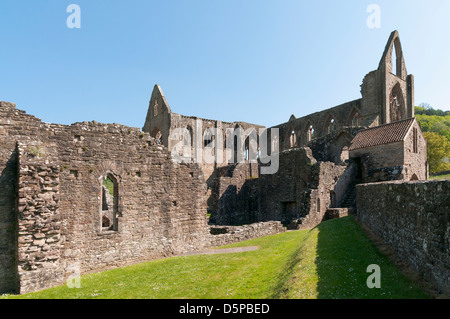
356, 180, 450, 296
1, 30, 441, 295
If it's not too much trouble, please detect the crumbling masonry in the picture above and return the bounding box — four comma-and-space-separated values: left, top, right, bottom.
1, 30, 448, 295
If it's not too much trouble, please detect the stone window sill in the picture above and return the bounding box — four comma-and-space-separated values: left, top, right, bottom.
97, 230, 119, 236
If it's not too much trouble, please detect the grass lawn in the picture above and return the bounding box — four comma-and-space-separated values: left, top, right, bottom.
430, 173, 450, 180
5, 216, 429, 299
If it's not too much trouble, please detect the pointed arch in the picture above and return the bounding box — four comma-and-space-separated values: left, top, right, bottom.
326, 115, 337, 134
184, 125, 193, 147
389, 82, 406, 122
289, 128, 297, 148
99, 172, 120, 233
378, 30, 406, 79
306, 122, 315, 142
347, 107, 362, 128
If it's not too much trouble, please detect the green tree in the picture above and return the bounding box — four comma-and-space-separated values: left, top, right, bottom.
423, 132, 450, 174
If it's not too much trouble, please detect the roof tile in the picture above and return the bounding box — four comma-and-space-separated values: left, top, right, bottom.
349, 118, 415, 151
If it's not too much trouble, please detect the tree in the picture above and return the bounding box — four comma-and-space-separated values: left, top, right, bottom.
423, 132, 450, 174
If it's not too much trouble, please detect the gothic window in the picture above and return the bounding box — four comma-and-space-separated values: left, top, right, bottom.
307, 124, 315, 142
204, 128, 213, 147
224, 130, 229, 149
328, 117, 336, 134
101, 174, 119, 232
352, 111, 360, 127
389, 83, 406, 122
272, 134, 279, 153
184, 127, 193, 147
390, 37, 403, 77
290, 130, 297, 148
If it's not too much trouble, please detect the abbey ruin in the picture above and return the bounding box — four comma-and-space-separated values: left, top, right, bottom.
1, 31, 448, 296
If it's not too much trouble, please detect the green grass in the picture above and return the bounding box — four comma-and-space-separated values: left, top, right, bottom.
5, 217, 429, 299
430, 173, 450, 180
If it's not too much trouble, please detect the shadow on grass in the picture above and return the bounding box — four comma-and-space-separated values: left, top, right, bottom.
315, 216, 429, 299
269, 231, 311, 298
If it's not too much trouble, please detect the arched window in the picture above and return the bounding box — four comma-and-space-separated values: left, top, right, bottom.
184, 127, 193, 147
327, 117, 336, 134
204, 128, 214, 148
307, 124, 315, 142
390, 37, 403, 78
389, 83, 406, 122
290, 130, 297, 148
352, 111, 360, 128
101, 174, 119, 232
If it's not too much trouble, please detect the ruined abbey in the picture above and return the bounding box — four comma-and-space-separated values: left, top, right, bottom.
1, 31, 448, 296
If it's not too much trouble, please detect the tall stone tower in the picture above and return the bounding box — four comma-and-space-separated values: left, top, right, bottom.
360, 30, 415, 126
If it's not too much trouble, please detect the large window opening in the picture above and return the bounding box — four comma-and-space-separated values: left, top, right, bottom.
327, 117, 336, 134
290, 130, 297, 148
352, 111, 360, 127
307, 124, 315, 142
204, 128, 214, 148
101, 174, 119, 232
389, 83, 406, 122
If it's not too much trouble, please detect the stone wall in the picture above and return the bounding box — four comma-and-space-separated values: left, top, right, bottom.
356, 180, 450, 296
208, 221, 286, 247
0, 101, 46, 293
274, 99, 364, 152
209, 147, 355, 230
0, 101, 210, 294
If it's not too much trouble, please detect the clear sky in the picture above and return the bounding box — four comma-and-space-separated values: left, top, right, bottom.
1, 0, 449, 129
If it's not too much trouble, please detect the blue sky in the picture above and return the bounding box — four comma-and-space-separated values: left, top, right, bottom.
1, 1, 449, 129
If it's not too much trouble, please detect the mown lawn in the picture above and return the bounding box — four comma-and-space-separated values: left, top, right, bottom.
5, 216, 429, 299
430, 173, 450, 180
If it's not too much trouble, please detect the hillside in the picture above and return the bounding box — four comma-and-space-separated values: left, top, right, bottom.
415, 106, 450, 174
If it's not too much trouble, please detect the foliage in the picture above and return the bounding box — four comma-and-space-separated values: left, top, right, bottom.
415, 106, 450, 173
103, 178, 114, 196
7, 217, 428, 299
416, 113, 450, 141
423, 132, 450, 174
416, 104, 450, 117
28, 146, 42, 158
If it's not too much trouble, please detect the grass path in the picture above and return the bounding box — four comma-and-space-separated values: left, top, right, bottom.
6, 216, 429, 299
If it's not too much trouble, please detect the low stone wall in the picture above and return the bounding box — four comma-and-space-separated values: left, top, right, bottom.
208, 221, 286, 248
356, 180, 450, 296
325, 208, 350, 220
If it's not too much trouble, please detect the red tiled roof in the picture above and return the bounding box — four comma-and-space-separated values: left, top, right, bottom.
349, 118, 415, 151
